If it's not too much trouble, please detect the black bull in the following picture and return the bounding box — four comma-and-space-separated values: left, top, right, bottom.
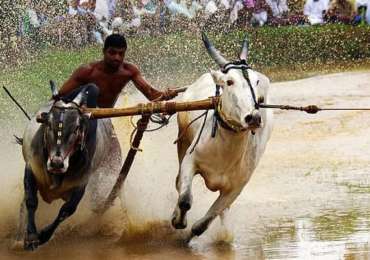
17, 84, 121, 250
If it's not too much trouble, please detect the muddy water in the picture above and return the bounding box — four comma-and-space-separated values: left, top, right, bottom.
1, 71, 370, 259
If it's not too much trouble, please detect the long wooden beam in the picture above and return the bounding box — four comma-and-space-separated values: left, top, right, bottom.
83, 96, 220, 119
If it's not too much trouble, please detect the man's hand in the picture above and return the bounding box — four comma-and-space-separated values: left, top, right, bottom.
161, 88, 178, 101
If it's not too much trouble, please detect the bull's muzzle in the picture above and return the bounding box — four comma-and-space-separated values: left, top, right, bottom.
48, 156, 66, 174
245, 112, 262, 129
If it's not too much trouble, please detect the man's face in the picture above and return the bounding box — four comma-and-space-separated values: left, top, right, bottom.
103, 47, 126, 70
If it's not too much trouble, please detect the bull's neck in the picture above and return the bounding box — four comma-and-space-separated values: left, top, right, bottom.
217, 125, 253, 150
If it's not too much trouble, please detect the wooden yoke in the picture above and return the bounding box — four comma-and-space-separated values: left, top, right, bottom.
83, 96, 220, 119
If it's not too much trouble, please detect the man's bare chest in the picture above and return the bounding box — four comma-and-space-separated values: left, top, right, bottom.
88, 70, 130, 92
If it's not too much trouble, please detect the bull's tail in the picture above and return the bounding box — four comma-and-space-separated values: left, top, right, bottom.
14, 135, 23, 145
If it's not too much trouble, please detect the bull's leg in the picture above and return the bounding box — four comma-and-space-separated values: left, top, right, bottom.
23, 167, 39, 251
38, 186, 85, 245
15, 199, 27, 242
172, 155, 196, 229
190, 187, 243, 238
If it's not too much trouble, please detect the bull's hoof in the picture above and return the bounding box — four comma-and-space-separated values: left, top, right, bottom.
38, 227, 54, 245
24, 233, 39, 251
172, 216, 187, 229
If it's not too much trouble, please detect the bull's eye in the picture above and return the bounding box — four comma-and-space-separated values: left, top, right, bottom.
256, 80, 260, 86
258, 96, 265, 104
226, 80, 234, 86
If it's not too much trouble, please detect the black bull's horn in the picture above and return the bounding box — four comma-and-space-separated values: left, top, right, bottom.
239, 35, 249, 61
72, 88, 88, 106
201, 32, 250, 66
201, 32, 228, 67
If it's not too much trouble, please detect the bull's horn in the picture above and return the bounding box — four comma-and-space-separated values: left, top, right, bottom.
50, 80, 59, 99
201, 32, 228, 68
239, 35, 249, 61
72, 89, 87, 106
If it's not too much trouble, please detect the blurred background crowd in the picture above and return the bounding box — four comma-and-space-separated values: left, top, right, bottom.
3, 0, 369, 48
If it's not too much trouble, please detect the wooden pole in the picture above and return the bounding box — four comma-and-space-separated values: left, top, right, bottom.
97, 115, 150, 214
83, 97, 220, 119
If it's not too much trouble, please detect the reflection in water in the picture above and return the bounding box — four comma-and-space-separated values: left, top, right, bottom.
263, 210, 370, 259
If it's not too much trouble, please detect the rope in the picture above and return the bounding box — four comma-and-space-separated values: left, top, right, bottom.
174, 111, 208, 144
145, 114, 174, 132
190, 110, 209, 154
258, 104, 370, 114
128, 113, 173, 150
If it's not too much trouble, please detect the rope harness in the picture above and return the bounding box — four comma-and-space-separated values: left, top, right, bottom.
211, 60, 259, 136
43, 106, 87, 169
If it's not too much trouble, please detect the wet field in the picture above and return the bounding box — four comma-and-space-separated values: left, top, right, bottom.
1, 71, 370, 259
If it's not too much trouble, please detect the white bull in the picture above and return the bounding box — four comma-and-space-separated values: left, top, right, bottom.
171, 33, 274, 239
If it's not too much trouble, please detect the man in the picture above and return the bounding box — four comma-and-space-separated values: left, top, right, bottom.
303, 0, 330, 25
326, 0, 356, 23
59, 33, 177, 107
58, 33, 177, 209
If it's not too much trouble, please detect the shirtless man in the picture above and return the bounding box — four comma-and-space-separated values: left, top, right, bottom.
58, 33, 177, 107
57, 34, 177, 209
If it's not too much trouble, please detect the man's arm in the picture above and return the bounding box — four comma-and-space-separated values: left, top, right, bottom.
129, 63, 171, 101
58, 65, 92, 96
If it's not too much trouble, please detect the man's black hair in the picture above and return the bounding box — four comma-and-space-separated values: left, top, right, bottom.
104, 34, 127, 50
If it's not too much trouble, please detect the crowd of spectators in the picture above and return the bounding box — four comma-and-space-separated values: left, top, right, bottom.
17, 0, 370, 46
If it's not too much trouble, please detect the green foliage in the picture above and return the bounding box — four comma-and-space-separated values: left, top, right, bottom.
127, 25, 370, 84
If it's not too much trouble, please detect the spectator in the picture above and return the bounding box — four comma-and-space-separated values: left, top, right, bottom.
220, 0, 232, 10
304, 0, 329, 24
356, 0, 370, 23
326, 0, 356, 23
230, 0, 244, 23
205, 0, 218, 15
266, 0, 288, 17
251, 0, 271, 26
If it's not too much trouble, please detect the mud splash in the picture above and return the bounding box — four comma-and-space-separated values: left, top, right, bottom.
1, 72, 370, 259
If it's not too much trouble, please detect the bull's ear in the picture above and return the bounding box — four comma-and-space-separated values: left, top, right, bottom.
210, 69, 226, 87
36, 112, 48, 123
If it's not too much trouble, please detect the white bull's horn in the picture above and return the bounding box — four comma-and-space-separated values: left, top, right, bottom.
239, 35, 249, 61
201, 32, 228, 68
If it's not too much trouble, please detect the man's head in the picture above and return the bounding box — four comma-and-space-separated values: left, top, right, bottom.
103, 34, 127, 70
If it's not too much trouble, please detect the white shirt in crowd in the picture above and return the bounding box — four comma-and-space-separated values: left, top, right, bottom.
27, 8, 40, 27
304, 0, 329, 24
356, 0, 368, 7
355, 0, 370, 24
266, 0, 289, 17
230, 0, 244, 23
